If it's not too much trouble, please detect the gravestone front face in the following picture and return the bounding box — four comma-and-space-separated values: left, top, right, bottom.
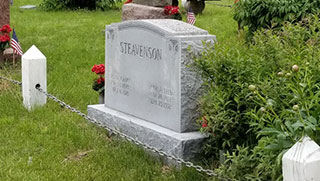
0, 0, 10, 27
105, 19, 215, 133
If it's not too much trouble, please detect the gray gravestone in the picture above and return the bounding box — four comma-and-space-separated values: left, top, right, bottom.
88, 19, 215, 161
105, 19, 214, 133
122, 4, 171, 21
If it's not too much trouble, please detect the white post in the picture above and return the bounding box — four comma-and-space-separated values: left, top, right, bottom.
282, 136, 320, 181
22, 45, 47, 110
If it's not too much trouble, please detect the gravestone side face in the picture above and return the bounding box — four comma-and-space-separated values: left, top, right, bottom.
0, 0, 10, 27
105, 19, 215, 133
133, 0, 172, 7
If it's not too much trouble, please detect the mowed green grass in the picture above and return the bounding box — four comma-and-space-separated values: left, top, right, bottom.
0, 0, 237, 180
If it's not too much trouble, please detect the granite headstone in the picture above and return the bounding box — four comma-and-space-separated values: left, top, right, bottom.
105, 19, 214, 133
122, 4, 170, 21
88, 19, 215, 161
122, 0, 178, 21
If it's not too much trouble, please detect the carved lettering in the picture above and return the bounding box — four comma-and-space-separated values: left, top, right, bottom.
149, 85, 173, 110
110, 74, 131, 96
119, 41, 162, 61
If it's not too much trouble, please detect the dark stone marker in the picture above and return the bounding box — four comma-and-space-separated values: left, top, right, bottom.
0, 0, 10, 27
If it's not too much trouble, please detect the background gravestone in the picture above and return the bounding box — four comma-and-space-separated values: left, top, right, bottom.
133, 0, 171, 7
122, 0, 178, 21
0, 0, 10, 27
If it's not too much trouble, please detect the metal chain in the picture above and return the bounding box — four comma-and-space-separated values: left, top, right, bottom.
0, 75, 234, 181
0, 75, 22, 86
35, 87, 234, 180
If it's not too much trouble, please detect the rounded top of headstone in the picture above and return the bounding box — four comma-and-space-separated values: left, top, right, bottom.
113, 19, 209, 36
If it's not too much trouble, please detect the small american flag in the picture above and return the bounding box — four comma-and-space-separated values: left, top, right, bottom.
187, 8, 196, 25
11, 29, 23, 56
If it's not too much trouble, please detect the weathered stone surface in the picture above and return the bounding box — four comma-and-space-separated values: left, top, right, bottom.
132, 0, 172, 7
105, 19, 215, 133
122, 3, 170, 21
88, 105, 207, 161
0, 0, 10, 27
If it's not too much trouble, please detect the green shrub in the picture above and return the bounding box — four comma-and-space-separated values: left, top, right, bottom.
40, 0, 121, 11
233, 0, 320, 37
194, 15, 320, 180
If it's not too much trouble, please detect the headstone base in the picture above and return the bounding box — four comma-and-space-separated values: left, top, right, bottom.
87, 104, 207, 163
122, 3, 170, 21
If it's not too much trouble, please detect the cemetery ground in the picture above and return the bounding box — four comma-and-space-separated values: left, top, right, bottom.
0, 0, 237, 180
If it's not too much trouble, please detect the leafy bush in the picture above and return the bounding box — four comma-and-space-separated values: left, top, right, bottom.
233, 0, 320, 37
40, 0, 121, 11
194, 15, 320, 180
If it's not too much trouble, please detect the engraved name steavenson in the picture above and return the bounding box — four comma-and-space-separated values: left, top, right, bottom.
120, 42, 162, 61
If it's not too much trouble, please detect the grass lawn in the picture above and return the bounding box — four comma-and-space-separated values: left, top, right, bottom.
0, 0, 237, 180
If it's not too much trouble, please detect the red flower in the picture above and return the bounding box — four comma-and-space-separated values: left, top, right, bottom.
164, 6, 179, 15
124, 0, 132, 4
202, 116, 208, 128
170, 7, 179, 15
0, 24, 12, 33
164, 6, 172, 15
97, 77, 105, 84
92, 64, 105, 75
0, 34, 10, 42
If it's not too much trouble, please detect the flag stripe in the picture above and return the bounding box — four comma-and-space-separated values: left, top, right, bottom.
11, 40, 23, 55
187, 9, 196, 25
11, 40, 23, 54
10, 29, 23, 56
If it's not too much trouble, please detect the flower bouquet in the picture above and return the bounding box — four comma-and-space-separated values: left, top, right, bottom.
0, 24, 12, 61
164, 6, 182, 20
91, 64, 105, 94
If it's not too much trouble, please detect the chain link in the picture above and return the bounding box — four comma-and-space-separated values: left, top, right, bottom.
0, 75, 22, 86
0, 75, 234, 181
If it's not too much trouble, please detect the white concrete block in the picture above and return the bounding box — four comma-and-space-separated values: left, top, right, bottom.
282, 136, 320, 181
182, 0, 187, 8
22, 45, 47, 110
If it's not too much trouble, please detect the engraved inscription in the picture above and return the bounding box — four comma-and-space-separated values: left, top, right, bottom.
107, 29, 115, 40
149, 85, 173, 110
168, 39, 179, 54
110, 74, 131, 96
120, 41, 162, 61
